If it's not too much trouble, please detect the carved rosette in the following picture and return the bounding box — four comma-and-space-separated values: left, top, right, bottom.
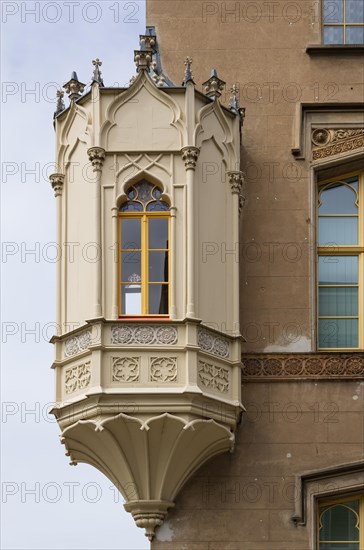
111, 325, 178, 345
150, 357, 177, 382
112, 357, 140, 382
198, 328, 230, 358
181, 146, 200, 170
87, 147, 105, 172
64, 330, 92, 357
49, 173, 65, 197
241, 354, 364, 379
312, 128, 364, 160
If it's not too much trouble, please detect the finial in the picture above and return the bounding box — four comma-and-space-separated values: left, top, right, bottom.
63, 71, 85, 101
134, 49, 152, 72
182, 57, 194, 86
228, 84, 245, 120
54, 90, 65, 116
92, 58, 104, 87
202, 69, 226, 100
139, 33, 156, 51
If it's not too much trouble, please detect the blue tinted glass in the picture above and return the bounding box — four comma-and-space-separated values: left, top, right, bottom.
324, 0, 344, 22
135, 181, 153, 205
120, 201, 143, 212
318, 217, 358, 245
346, 0, 364, 22
319, 287, 358, 316
346, 25, 364, 43
324, 26, 344, 43
318, 319, 358, 348
318, 256, 358, 284
319, 183, 358, 214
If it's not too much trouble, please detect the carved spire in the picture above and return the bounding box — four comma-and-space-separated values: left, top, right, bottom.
91, 58, 104, 87
181, 146, 200, 170
228, 84, 246, 121
54, 90, 65, 116
49, 173, 65, 197
183, 57, 194, 85
63, 71, 85, 101
88, 147, 105, 172
202, 69, 225, 100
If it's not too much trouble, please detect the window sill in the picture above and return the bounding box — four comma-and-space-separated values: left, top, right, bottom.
306, 44, 364, 55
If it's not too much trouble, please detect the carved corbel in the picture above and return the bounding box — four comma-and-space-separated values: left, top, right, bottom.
49, 173, 65, 197
181, 146, 200, 170
87, 147, 106, 172
227, 170, 245, 194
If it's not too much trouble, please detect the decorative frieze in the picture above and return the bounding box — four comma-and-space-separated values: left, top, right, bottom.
112, 357, 140, 383
64, 330, 92, 357
65, 362, 91, 394
111, 325, 178, 346
312, 128, 364, 160
198, 360, 229, 393
197, 328, 230, 358
241, 354, 364, 380
150, 357, 177, 382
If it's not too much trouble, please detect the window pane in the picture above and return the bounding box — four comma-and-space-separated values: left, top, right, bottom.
318, 319, 358, 347
320, 501, 360, 540
121, 219, 141, 249
121, 252, 141, 282
346, 0, 364, 23
135, 181, 153, 205
121, 284, 142, 315
149, 284, 168, 314
149, 251, 168, 282
318, 217, 358, 245
324, 0, 344, 22
319, 183, 358, 215
120, 201, 143, 212
346, 26, 364, 44
319, 257, 358, 285
319, 287, 358, 316
148, 218, 169, 249
324, 26, 344, 43
319, 544, 359, 550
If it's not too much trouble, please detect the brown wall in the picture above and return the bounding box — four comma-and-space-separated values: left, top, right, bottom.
147, 0, 364, 547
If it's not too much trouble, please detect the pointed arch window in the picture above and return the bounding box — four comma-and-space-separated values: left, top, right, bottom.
317, 173, 363, 349
119, 180, 170, 316
318, 495, 364, 549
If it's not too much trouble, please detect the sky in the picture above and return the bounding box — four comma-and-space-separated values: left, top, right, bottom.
1, 2, 149, 548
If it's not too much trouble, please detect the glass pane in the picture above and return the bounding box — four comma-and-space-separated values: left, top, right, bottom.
324, 26, 344, 43
121, 284, 142, 315
319, 287, 358, 316
121, 219, 141, 249
318, 257, 358, 285
147, 200, 170, 212
346, 0, 364, 23
149, 251, 169, 282
324, 0, 344, 22
319, 183, 358, 215
120, 200, 143, 212
320, 501, 360, 541
149, 284, 168, 314
318, 217, 358, 245
318, 319, 358, 348
346, 26, 364, 44
121, 252, 141, 282
319, 544, 359, 550
149, 218, 169, 249
135, 181, 153, 205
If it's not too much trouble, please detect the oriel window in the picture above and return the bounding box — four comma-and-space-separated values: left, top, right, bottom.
119, 181, 170, 316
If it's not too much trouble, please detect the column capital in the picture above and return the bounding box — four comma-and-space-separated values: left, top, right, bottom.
227, 170, 245, 194
87, 147, 106, 172
181, 146, 200, 170
49, 173, 65, 197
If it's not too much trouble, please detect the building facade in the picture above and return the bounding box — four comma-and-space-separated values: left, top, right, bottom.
50, 1, 364, 548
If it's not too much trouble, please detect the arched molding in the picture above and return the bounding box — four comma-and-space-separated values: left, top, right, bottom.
115, 170, 172, 209
57, 102, 91, 166
101, 71, 185, 150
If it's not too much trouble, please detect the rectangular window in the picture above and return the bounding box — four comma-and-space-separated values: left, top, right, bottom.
323, 0, 364, 44
318, 494, 364, 549
317, 173, 363, 350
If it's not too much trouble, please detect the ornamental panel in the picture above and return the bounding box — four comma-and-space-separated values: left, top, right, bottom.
64, 330, 92, 357
111, 325, 178, 345
198, 360, 230, 393
312, 128, 364, 160
150, 357, 177, 382
112, 357, 140, 383
197, 328, 230, 358
65, 362, 91, 394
